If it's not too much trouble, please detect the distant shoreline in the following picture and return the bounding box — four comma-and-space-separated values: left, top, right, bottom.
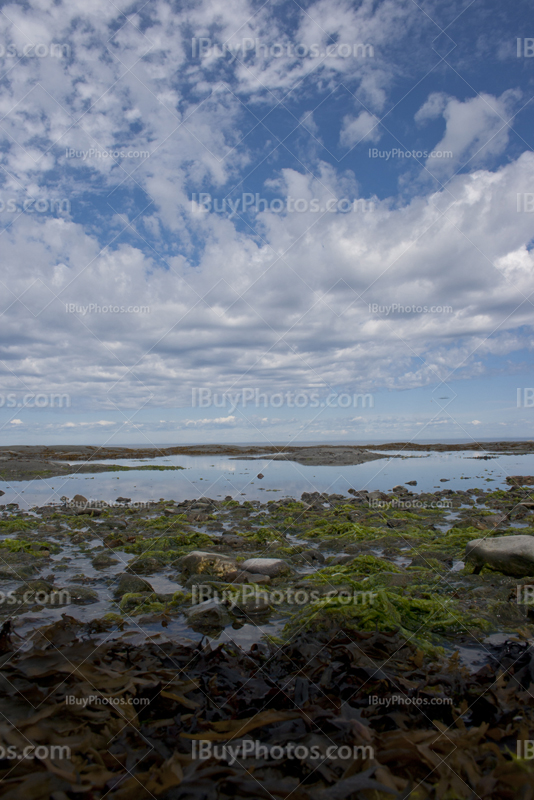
0, 441, 533, 480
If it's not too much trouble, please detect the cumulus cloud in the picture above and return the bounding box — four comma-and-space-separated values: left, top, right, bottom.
339, 111, 381, 148
416, 90, 522, 178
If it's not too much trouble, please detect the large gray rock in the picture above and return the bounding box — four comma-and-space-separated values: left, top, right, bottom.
185, 598, 231, 629
240, 558, 292, 578
65, 585, 99, 605
126, 555, 164, 575
113, 573, 154, 597
178, 551, 237, 578
465, 535, 534, 577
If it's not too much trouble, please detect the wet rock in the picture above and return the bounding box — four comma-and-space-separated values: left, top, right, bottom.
185, 598, 231, 629
231, 571, 270, 585
406, 481, 417, 486
292, 549, 325, 566
232, 591, 271, 615
116, 497, 131, 503
382, 573, 413, 587
65, 585, 99, 605
113, 573, 154, 597
257, 473, 264, 479
240, 557, 292, 577
220, 534, 247, 547
91, 553, 119, 569
73, 494, 87, 504
368, 491, 388, 502
126, 555, 165, 575
328, 554, 356, 566
507, 476, 534, 485
466, 535, 534, 577
178, 550, 237, 579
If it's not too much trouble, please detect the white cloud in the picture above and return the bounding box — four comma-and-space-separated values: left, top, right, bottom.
416, 90, 522, 178
340, 111, 381, 147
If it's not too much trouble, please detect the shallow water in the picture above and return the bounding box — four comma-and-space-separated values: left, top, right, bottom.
1, 449, 534, 510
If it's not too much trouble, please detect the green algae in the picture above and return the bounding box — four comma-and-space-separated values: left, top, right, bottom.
0, 538, 59, 554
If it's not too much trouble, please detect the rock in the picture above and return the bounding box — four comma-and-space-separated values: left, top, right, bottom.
178, 551, 237, 578
507, 476, 534, 485
368, 491, 388, 502
328, 554, 355, 566
0, 490, 4, 497
65, 585, 99, 605
406, 481, 417, 486
440, 478, 450, 482
231, 571, 271, 585
297, 549, 326, 565
240, 558, 292, 578
382, 573, 412, 587
116, 497, 131, 503
233, 591, 271, 615
113, 573, 154, 597
126, 555, 164, 575
257, 473, 264, 479
221, 534, 247, 547
72, 494, 87, 504
465, 535, 534, 577
91, 553, 119, 569
392, 485, 407, 493
185, 598, 231, 629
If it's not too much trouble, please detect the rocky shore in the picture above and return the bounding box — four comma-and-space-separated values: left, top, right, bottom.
1, 476, 534, 797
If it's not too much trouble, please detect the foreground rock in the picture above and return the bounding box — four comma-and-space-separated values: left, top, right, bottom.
185, 598, 231, 629
113, 573, 154, 597
240, 557, 292, 577
178, 550, 237, 578
465, 534, 534, 576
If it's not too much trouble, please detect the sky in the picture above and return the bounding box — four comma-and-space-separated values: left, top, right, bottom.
0, 0, 534, 446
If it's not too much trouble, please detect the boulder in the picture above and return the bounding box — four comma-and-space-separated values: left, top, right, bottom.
178, 550, 237, 578
184, 598, 231, 629
91, 553, 119, 569
113, 573, 154, 597
126, 555, 164, 575
465, 535, 534, 577
240, 558, 292, 578
65, 585, 99, 605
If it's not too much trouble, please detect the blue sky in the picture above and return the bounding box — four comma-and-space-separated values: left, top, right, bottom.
1, 0, 534, 445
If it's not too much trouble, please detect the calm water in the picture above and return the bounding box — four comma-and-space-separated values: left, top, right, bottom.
1, 449, 534, 509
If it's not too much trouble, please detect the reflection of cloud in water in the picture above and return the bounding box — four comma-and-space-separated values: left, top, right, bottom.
1, 450, 534, 509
